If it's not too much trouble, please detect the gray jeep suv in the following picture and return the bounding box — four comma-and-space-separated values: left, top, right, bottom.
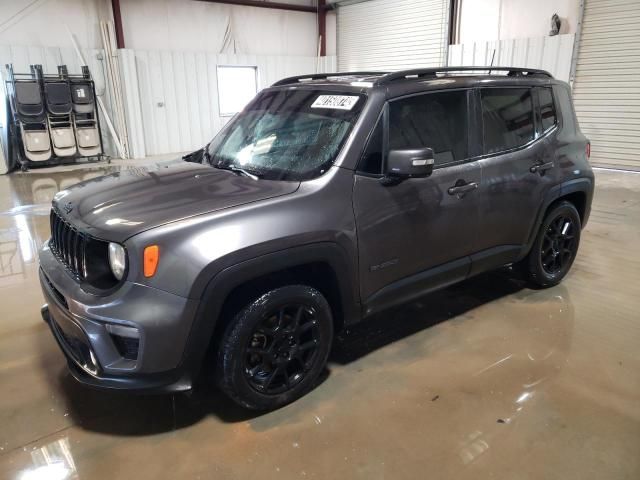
39, 67, 593, 410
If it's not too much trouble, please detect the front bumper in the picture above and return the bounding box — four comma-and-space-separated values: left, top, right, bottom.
39, 243, 203, 393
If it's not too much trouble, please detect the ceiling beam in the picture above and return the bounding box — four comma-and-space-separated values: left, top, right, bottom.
195, 1, 331, 13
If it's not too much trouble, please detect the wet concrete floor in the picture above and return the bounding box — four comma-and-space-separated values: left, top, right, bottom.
0, 162, 638, 479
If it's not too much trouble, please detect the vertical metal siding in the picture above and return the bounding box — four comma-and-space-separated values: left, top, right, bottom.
133, 51, 337, 156
337, 0, 450, 71
572, 0, 640, 170
448, 34, 575, 82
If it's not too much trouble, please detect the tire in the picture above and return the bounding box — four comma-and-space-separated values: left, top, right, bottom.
216, 285, 333, 410
523, 201, 581, 288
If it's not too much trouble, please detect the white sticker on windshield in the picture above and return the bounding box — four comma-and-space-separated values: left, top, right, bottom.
311, 95, 359, 110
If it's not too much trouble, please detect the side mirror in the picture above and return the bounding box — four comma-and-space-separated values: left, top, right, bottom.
386, 147, 434, 179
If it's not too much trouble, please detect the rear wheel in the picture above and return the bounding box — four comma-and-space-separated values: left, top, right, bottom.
216, 285, 333, 410
523, 201, 581, 288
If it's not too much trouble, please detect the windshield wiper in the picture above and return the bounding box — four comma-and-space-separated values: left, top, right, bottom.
214, 163, 261, 181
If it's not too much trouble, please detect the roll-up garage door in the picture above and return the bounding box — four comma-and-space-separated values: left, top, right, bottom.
572, 0, 640, 170
337, 0, 450, 71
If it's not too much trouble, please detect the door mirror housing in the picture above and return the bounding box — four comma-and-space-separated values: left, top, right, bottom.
386, 147, 434, 179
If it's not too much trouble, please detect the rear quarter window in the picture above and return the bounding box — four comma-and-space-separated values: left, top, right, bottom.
553, 84, 578, 135
538, 87, 557, 132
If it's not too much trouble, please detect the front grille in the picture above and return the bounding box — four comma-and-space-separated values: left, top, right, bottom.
49, 208, 88, 279
49, 208, 119, 290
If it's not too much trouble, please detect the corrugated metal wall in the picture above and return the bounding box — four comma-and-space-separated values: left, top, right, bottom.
1, 45, 336, 159
132, 51, 337, 156
572, 0, 640, 170
337, 0, 450, 71
448, 34, 575, 82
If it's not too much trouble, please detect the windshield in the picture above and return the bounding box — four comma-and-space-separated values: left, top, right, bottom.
206, 89, 366, 181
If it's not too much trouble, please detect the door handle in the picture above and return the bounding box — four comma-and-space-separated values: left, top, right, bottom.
447, 181, 478, 196
530, 161, 554, 174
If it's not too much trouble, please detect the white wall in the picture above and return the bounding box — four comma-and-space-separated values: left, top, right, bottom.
0, 0, 329, 58
131, 49, 337, 156
0, 0, 110, 49
119, 0, 320, 56
459, 0, 580, 43
449, 34, 575, 82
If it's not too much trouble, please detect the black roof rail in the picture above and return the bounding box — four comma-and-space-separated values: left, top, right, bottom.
375, 66, 553, 85
272, 71, 388, 87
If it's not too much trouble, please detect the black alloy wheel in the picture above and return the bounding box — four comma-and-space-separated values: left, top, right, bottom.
217, 285, 333, 410
540, 214, 577, 275
244, 303, 321, 395
523, 200, 581, 288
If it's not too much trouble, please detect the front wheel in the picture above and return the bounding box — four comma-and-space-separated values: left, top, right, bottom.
523, 201, 581, 288
216, 285, 333, 410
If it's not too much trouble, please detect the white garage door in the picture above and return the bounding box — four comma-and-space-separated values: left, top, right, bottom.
337, 0, 450, 71
572, 0, 640, 170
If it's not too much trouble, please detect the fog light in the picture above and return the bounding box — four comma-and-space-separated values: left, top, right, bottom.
106, 324, 140, 360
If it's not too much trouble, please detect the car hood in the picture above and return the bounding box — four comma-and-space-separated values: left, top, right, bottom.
53, 161, 300, 241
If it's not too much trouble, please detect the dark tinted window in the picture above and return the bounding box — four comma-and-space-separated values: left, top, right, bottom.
481, 88, 534, 154
538, 87, 557, 132
358, 115, 383, 174
389, 90, 468, 166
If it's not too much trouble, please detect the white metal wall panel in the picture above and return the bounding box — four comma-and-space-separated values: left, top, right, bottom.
572, 0, 640, 170
448, 34, 575, 82
118, 50, 146, 159
134, 51, 337, 156
337, 0, 450, 71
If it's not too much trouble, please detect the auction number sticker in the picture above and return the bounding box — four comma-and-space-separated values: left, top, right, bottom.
311, 95, 359, 110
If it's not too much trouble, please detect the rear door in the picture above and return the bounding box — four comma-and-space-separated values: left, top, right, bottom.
472, 86, 559, 273
353, 89, 482, 313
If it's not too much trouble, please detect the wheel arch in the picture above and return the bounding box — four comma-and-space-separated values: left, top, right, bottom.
182, 243, 361, 380
520, 178, 593, 259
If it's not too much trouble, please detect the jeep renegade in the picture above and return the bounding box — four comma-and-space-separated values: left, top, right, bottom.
39, 67, 594, 410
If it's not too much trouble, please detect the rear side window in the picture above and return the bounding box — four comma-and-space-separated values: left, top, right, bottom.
389, 90, 468, 166
481, 88, 535, 154
538, 87, 557, 132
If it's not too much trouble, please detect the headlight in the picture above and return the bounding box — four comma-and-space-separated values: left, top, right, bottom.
108, 242, 127, 281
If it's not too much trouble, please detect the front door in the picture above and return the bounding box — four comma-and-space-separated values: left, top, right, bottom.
353, 89, 481, 315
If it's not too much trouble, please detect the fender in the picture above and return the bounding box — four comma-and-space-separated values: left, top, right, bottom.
561, 177, 595, 227
518, 177, 594, 260
176, 242, 361, 381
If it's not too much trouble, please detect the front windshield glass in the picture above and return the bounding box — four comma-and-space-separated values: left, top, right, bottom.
206, 89, 366, 181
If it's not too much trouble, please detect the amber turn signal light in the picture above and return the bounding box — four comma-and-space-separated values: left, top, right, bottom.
143, 245, 159, 277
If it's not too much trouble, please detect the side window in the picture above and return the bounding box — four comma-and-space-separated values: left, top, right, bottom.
538, 87, 557, 132
358, 115, 383, 174
481, 88, 535, 154
388, 90, 468, 167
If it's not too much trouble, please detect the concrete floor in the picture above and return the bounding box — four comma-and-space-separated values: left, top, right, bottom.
0, 162, 638, 479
